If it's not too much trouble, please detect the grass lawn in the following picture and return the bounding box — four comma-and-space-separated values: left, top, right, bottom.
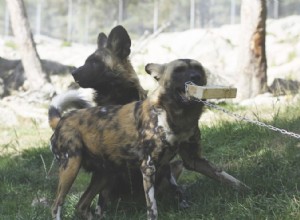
0, 101, 300, 219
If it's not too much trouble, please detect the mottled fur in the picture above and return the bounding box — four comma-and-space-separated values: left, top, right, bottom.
49, 59, 248, 220
50, 26, 183, 218
49, 26, 149, 209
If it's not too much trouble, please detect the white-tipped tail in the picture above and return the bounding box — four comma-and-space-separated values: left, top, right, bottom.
48, 90, 93, 130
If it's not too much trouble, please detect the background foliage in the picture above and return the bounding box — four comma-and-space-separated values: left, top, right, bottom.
0, 0, 300, 43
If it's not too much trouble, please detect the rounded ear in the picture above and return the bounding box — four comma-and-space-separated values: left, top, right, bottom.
106, 25, 131, 59
145, 63, 165, 81
97, 33, 108, 49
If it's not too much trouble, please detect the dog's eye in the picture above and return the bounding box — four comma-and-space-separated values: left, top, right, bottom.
88, 58, 100, 67
174, 66, 185, 73
191, 74, 201, 81
192, 66, 205, 75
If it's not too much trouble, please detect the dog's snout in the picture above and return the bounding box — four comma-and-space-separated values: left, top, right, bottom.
190, 71, 200, 81
69, 66, 77, 73
71, 68, 78, 76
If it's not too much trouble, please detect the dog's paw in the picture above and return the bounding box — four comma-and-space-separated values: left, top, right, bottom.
94, 205, 105, 219
179, 200, 190, 209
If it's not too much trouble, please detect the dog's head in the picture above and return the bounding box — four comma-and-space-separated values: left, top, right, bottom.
72, 25, 132, 89
145, 59, 207, 106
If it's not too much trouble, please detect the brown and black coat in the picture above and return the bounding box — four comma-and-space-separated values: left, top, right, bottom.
49, 59, 248, 220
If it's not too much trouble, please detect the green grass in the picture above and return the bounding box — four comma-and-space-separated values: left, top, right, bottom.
61, 41, 72, 47
4, 40, 18, 50
1, 102, 300, 219
288, 50, 297, 62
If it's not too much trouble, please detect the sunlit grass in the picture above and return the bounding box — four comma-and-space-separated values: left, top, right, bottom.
0, 101, 300, 219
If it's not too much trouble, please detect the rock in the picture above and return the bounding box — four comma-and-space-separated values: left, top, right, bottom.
0, 106, 19, 126
31, 197, 50, 207
0, 57, 75, 97
269, 78, 300, 95
0, 78, 4, 97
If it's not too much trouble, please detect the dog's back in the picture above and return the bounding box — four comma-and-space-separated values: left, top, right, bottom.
50, 102, 141, 167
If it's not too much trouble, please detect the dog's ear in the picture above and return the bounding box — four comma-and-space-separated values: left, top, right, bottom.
107, 25, 131, 59
97, 33, 108, 49
145, 63, 165, 81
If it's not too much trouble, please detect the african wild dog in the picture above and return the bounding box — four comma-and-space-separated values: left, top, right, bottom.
71, 25, 147, 105
49, 26, 185, 218
49, 59, 248, 219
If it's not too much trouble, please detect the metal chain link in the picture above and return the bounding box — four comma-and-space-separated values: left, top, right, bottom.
185, 82, 300, 140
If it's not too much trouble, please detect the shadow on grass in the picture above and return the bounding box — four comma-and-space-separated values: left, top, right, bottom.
0, 106, 300, 219
0, 146, 56, 219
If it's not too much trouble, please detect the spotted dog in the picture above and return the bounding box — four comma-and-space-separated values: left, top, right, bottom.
49, 59, 248, 220
71, 25, 147, 105
49, 26, 185, 218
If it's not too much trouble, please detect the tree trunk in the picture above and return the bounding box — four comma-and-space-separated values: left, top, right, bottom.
83, 1, 90, 44
67, 0, 73, 42
118, 0, 123, 23
35, 0, 43, 36
5, 0, 48, 91
230, 0, 236, 24
237, 0, 267, 100
190, 0, 195, 29
4, 4, 10, 37
153, 0, 159, 33
273, 0, 279, 19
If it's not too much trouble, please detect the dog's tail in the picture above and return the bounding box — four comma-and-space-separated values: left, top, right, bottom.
48, 90, 93, 130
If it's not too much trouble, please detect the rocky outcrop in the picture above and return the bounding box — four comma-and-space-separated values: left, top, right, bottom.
0, 57, 75, 97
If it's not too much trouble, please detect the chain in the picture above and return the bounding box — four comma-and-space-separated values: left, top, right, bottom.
185, 82, 300, 140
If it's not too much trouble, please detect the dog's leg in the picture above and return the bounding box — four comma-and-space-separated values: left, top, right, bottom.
140, 156, 158, 220
76, 172, 108, 219
156, 161, 188, 208
170, 160, 184, 181
52, 156, 82, 220
96, 191, 108, 218
169, 160, 189, 208
179, 146, 250, 191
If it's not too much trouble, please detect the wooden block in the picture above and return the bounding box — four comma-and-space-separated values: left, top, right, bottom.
186, 84, 237, 99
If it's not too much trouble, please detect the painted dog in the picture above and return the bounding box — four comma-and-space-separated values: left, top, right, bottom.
49, 26, 185, 218
71, 25, 147, 105
49, 59, 248, 219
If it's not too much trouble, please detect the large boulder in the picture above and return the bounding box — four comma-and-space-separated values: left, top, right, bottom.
0, 57, 75, 97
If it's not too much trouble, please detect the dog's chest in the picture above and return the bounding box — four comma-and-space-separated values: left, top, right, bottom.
154, 108, 193, 147
156, 110, 176, 145
139, 108, 193, 165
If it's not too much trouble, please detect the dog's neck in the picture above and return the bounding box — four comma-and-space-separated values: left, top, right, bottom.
149, 89, 204, 133
165, 103, 203, 133
93, 76, 145, 106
